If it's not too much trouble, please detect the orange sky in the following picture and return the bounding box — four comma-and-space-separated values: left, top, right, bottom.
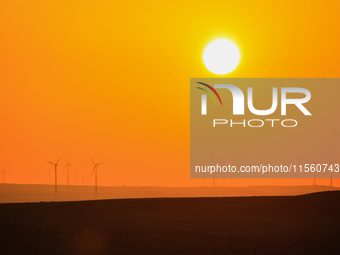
0, 0, 339, 187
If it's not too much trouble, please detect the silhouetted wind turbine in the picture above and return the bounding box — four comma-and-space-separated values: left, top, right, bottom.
312, 156, 317, 186
47, 157, 63, 197
90, 156, 104, 199
64, 158, 73, 186
1, 169, 7, 183
328, 156, 336, 187
211, 156, 217, 187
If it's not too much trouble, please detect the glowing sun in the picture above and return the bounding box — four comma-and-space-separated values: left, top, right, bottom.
203, 39, 240, 75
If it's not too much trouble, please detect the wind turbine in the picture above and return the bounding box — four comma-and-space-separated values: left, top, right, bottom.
211, 156, 218, 187
90, 156, 104, 199
312, 156, 317, 186
328, 156, 336, 187
47, 157, 63, 197
64, 158, 73, 186
1, 169, 7, 183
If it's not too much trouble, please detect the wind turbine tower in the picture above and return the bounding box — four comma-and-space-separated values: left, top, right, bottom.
90, 156, 104, 199
47, 157, 63, 198
64, 158, 72, 186
1, 169, 7, 183
74, 168, 77, 185
312, 156, 317, 186
328, 157, 336, 188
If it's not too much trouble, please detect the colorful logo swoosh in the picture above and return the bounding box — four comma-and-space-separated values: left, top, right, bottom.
196, 82, 223, 106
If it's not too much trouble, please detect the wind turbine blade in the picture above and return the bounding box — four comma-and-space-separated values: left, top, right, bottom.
56, 156, 63, 164
65, 156, 68, 165
91, 166, 95, 176
97, 163, 104, 166
46, 160, 55, 165
89, 156, 96, 165
63, 165, 68, 171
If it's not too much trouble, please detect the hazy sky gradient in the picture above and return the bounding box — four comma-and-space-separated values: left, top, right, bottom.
0, 0, 339, 186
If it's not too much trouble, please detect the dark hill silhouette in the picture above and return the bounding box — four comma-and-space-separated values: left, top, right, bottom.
0, 191, 339, 254
1, 183, 339, 203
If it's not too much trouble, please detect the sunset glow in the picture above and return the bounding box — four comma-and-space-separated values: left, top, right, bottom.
0, 1, 339, 188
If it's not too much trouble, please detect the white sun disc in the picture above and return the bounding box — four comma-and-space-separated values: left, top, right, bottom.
203, 39, 240, 75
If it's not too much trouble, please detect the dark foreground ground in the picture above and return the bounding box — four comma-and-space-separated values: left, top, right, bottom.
0, 191, 339, 255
